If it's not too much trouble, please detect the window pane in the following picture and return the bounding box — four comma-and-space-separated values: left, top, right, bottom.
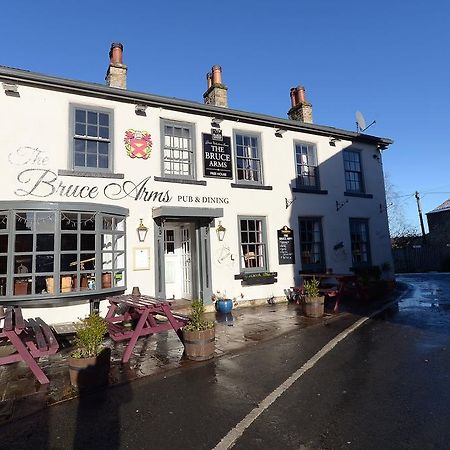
99, 126, 109, 139
61, 213, 78, 230
15, 213, 33, 231
36, 255, 54, 273
75, 109, 86, 123
75, 123, 86, 136
15, 255, 32, 273
0, 214, 8, 230
87, 125, 98, 137
87, 111, 97, 125
98, 155, 108, 169
36, 234, 54, 251
0, 256, 7, 274
74, 152, 85, 167
15, 234, 33, 252
86, 154, 97, 167
81, 214, 96, 231
86, 140, 97, 154
81, 234, 95, 251
61, 253, 77, 272
0, 235, 7, 253
99, 113, 109, 126
14, 278, 30, 296
60, 235, 77, 254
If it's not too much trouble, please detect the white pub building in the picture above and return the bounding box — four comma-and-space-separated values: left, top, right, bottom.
0, 44, 393, 324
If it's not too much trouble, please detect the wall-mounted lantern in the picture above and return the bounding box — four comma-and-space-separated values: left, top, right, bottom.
216, 221, 226, 241
137, 218, 148, 242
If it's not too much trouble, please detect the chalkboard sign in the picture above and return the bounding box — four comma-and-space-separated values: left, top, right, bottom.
278, 226, 295, 265
202, 132, 232, 179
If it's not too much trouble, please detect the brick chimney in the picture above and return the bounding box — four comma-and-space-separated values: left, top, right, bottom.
105, 43, 127, 89
203, 65, 228, 107
288, 85, 313, 123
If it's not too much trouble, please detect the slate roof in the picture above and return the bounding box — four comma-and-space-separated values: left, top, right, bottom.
427, 198, 450, 214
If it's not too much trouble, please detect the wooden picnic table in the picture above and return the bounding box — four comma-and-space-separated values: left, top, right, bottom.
105, 294, 189, 364
0, 306, 59, 384
294, 273, 360, 313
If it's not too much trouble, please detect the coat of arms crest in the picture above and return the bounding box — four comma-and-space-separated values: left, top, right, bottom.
124, 129, 152, 159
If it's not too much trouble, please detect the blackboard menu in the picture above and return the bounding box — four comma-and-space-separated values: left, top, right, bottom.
278, 226, 295, 265
202, 132, 232, 179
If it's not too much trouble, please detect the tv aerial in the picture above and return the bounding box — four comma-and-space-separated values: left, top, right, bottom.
355, 111, 376, 133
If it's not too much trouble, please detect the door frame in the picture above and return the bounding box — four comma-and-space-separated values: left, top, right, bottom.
154, 217, 213, 304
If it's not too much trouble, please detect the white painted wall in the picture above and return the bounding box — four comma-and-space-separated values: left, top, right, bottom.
0, 81, 393, 323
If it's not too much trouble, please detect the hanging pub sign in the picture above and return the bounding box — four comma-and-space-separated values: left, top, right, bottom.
202, 131, 232, 179
277, 226, 295, 265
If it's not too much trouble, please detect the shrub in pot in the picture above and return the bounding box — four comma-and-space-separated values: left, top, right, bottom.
303, 277, 325, 318
68, 313, 110, 390
183, 299, 215, 361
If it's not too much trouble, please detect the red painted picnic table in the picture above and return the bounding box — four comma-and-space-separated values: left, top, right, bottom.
294, 273, 360, 313
0, 306, 59, 384
105, 294, 189, 363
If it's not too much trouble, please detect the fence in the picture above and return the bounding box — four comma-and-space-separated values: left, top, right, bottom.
393, 244, 450, 273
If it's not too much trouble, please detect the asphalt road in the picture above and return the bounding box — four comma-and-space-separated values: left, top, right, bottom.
1, 273, 450, 450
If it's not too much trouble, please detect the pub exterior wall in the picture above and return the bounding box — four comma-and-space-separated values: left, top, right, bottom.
0, 80, 393, 324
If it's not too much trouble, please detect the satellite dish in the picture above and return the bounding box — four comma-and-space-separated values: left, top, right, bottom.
355, 110, 376, 133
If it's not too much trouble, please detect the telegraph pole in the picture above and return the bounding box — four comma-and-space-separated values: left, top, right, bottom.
415, 191, 427, 242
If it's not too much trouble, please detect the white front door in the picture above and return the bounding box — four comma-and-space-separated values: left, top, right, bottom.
164, 224, 192, 300
181, 226, 192, 299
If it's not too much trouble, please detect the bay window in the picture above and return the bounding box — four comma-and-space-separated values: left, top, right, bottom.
0, 202, 127, 303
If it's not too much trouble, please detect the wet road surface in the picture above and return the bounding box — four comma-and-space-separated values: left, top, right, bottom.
1, 273, 450, 449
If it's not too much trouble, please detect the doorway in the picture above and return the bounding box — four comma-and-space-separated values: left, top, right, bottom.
164, 223, 193, 300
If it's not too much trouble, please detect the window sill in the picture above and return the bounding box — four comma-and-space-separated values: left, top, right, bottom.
1, 287, 126, 307
344, 192, 373, 199
230, 184, 273, 191
292, 187, 328, 195
58, 170, 124, 179
154, 177, 207, 186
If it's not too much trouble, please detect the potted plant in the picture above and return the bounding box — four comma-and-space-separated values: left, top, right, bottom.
182, 299, 215, 361
68, 313, 110, 390
212, 291, 234, 314
302, 277, 325, 318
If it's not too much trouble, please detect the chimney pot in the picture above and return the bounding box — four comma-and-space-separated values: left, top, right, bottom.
109, 42, 124, 65
296, 85, 306, 104
206, 72, 212, 89
211, 65, 222, 85
290, 88, 297, 108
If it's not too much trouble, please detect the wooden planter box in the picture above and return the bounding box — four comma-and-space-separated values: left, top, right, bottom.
242, 276, 277, 286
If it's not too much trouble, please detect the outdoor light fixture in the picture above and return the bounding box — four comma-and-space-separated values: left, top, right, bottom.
216, 221, 226, 241
329, 136, 341, 146
2, 83, 19, 97
135, 104, 147, 115
275, 129, 287, 138
211, 117, 223, 128
137, 218, 148, 242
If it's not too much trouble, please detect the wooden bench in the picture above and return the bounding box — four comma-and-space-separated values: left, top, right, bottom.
0, 306, 59, 384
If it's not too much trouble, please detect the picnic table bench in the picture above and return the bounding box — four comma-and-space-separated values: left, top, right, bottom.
105, 294, 189, 363
293, 273, 361, 313
0, 306, 59, 384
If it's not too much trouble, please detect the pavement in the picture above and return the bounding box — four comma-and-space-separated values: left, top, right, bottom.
0, 291, 399, 426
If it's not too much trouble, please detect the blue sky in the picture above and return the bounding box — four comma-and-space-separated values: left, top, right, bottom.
1, 0, 449, 232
